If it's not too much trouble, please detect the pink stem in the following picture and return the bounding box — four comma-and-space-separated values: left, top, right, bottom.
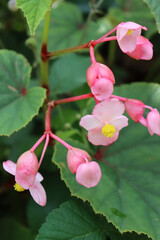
49, 93, 93, 107
111, 95, 127, 102
144, 105, 153, 111
30, 134, 46, 152
93, 26, 118, 46
94, 96, 99, 104
38, 133, 50, 168
89, 45, 96, 64
45, 105, 52, 131
93, 36, 117, 45
49, 132, 72, 149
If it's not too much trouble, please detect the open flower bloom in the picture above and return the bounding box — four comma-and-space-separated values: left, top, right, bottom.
125, 99, 145, 122
117, 21, 147, 53
3, 160, 46, 206
86, 62, 115, 101
147, 108, 160, 136
126, 36, 153, 60
80, 99, 128, 146
76, 160, 101, 188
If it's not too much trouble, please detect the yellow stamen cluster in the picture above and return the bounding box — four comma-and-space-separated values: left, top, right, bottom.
14, 183, 25, 192
126, 29, 133, 35
102, 124, 116, 138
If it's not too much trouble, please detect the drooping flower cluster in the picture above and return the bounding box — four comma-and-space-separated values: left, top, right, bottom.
2, 21, 158, 207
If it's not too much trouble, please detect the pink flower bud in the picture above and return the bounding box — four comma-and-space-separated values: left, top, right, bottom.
86, 62, 115, 101
147, 109, 160, 136
117, 21, 147, 53
67, 147, 91, 174
125, 99, 145, 122
126, 36, 153, 60
15, 151, 39, 189
76, 161, 101, 188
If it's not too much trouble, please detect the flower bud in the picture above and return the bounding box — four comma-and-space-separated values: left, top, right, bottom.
8, 0, 17, 11
86, 62, 115, 101
125, 99, 145, 122
147, 109, 160, 136
67, 147, 91, 174
76, 161, 101, 188
15, 151, 39, 189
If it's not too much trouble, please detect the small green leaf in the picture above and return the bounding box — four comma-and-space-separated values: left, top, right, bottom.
16, 0, 51, 35
50, 53, 90, 95
143, 0, 160, 33
0, 50, 46, 136
52, 83, 160, 240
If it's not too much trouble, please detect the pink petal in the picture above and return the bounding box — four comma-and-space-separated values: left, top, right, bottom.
91, 78, 113, 101
76, 161, 101, 188
3, 160, 16, 175
92, 99, 125, 123
36, 172, 43, 182
88, 128, 119, 146
147, 109, 160, 136
125, 99, 145, 122
29, 181, 46, 206
15, 169, 36, 189
80, 115, 100, 131
110, 116, 128, 130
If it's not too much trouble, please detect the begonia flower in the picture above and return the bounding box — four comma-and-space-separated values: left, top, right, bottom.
76, 161, 101, 188
80, 99, 128, 146
126, 36, 153, 60
117, 21, 147, 53
15, 151, 39, 189
125, 99, 145, 122
86, 62, 115, 101
147, 108, 160, 136
3, 160, 46, 206
67, 147, 91, 174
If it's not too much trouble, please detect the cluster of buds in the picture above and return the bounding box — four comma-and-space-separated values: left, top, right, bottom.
3, 21, 158, 206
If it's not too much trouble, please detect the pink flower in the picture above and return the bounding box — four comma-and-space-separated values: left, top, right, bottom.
86, 62, 115, 101
67, 147, 101, 187
80, 99, 128, 146
126, 36, 153, 60
67, 147, 91, 174
147, 108, 160, 136
3, 160, 46, 206
76, 161, 101, 188
117, 21, 147, 53
125, 99, 145, 122
15, 151, 39, 189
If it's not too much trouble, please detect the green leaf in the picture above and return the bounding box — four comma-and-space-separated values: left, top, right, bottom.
52, 83, 160, 240
36, 199, 107, 240
16, 0, 51, 35
0, 50, 46, 136
36, 1, 112, 52
0, 218, 34, 240
143, 0, 160, 33
50, 53, 90, 95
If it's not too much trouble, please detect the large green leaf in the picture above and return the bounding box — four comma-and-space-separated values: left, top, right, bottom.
16, 0, 51, 35
0, 50, 46, 136
36, 199, 152, 240
50, 53, 90, 95
143, 0, 160, 33
52, 83, 160, 240
36, 1, 112, 52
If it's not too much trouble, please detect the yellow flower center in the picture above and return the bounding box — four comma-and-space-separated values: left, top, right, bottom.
14, 183, 25, 192
102, 124, 116, 138
126, 29, 133, 35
